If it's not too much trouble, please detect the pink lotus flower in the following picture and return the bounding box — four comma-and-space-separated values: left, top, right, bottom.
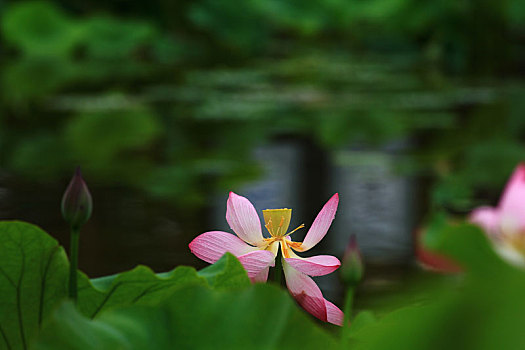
470, 164, 525, 265
189, 192, 343, 325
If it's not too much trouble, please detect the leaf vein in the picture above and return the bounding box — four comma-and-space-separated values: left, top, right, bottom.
90, 282, 123, 319
16, 239, 27, 350
39, 245, 60, 326
0, 323, 12, 350
130, 284, 165, 304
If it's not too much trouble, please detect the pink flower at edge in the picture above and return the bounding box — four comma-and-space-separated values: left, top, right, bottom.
414, 227, 462, 273
189, 192, 344, 326
470, 163, 525, 266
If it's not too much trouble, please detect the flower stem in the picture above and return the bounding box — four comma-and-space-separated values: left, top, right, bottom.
68, 228, 80, 301
274, 247, 283, 286
343, 286, 355, 328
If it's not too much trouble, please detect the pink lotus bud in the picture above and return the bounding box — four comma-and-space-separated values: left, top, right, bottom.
340, 234, 364, 286
61, 167, 92, 229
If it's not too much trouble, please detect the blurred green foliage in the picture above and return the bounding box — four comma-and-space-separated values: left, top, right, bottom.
2, 0, 524, 68
1, 0, 525, 212
80, 16, 157, 60
2, 1, 80, 58
1, 1, 164, 61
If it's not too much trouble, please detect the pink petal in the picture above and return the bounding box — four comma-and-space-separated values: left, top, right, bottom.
325, 300, 344, 326
499, 164, 525, 220
252, 267, 270, 283
469, 207, 502, 237
300, 193, 339, 251
238, 250, 276, 282
189, 231, 259, 264
415, 227, 462, 273
284, 255, 341, 276
226, 192, 264, 245
283, 260, 342, 325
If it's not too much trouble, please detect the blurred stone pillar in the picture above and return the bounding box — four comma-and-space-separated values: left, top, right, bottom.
329, 144, 415, 262
319, 141, 416, 301
213, 142, 303, 233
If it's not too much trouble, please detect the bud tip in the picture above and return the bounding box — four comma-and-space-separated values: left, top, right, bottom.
341, 234, 364, 286
61, 167, 93, 230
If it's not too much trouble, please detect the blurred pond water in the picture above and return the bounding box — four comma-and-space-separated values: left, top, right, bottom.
0, 50, 520, 306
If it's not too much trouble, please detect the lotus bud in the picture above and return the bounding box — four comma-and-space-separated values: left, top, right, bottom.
61, 167, 92, 230
340, 234, 364, 287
